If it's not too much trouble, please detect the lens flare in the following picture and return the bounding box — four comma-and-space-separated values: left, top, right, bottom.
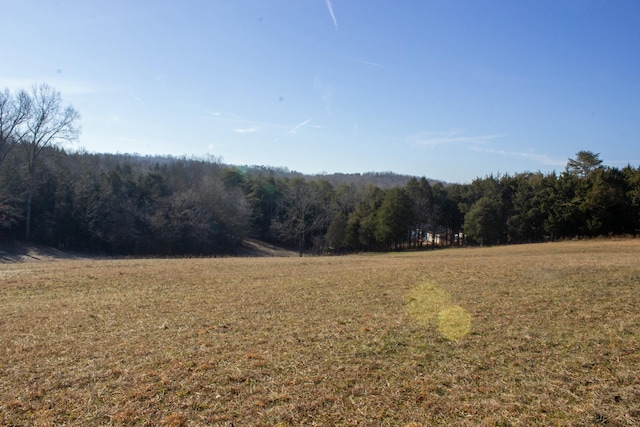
438, 305, 472, 341
407, 281, 471, 341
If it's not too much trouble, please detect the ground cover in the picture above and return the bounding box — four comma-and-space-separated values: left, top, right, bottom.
1, 240, 639, 425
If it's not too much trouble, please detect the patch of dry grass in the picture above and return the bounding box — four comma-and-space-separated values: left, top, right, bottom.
1, 240, 639, 425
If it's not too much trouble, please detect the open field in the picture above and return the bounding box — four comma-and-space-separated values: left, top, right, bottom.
1, 240, 640, 426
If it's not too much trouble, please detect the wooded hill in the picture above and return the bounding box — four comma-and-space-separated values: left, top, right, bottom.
4, 85, 636, 256
1, 146, 639, 256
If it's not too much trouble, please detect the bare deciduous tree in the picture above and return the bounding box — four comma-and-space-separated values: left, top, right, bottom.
271, 178, 331, 256
20, 83, 81, 239
0, 88, 31, 166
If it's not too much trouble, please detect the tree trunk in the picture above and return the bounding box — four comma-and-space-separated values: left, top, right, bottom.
25, 175, 33, 240
298, 231, 304, 257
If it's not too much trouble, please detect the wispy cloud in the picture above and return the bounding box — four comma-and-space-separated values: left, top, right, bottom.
321, 87, 334, 113
206, 110, 288, 133
349, 57, 384, 68
128, 92, 146, 106
608, 159, 640, 167
115, 136, 153, 147
314, 75, 335, 113
155, 74, 169, 87
116, 137, 140, 143
325, 0, 338, 30
207, 110, 254, 122
412, 130, 505, 147
288, 118, 313, 135
0, 77, 98, 96
54, 81, 98, 96
471, 147, 566, 167
234, 127, 258, 134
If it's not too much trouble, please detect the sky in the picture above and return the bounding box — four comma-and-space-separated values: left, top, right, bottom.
1, 1, 639, 183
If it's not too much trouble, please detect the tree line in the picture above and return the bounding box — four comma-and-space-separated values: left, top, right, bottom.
1, 85, 639, 256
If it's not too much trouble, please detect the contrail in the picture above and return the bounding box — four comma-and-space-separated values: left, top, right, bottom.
350, 57, 384, 68
325, 0, 338, 30
128, 92, 145, 106
288, 118, 312, 135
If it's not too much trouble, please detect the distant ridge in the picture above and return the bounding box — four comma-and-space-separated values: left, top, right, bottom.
237, 164, 444, 188
86, 153, 447, 188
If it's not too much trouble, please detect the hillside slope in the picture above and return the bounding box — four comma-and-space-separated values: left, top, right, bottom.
0, 238, 295, 262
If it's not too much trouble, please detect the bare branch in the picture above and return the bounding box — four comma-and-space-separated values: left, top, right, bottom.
20, 83, 81, 170
17, 82, 81, 240
0, 88, 31, 164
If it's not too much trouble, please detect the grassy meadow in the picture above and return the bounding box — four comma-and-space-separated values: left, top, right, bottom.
1, 240, 639, 426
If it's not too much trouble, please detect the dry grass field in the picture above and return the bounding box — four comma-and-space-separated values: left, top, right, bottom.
1, 240, 639, 426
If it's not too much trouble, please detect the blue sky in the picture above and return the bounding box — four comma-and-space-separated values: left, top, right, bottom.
2, 1, 639, 183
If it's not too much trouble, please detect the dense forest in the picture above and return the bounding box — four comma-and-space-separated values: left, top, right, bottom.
1, 146, 638, 256
2, 86, 640, 256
